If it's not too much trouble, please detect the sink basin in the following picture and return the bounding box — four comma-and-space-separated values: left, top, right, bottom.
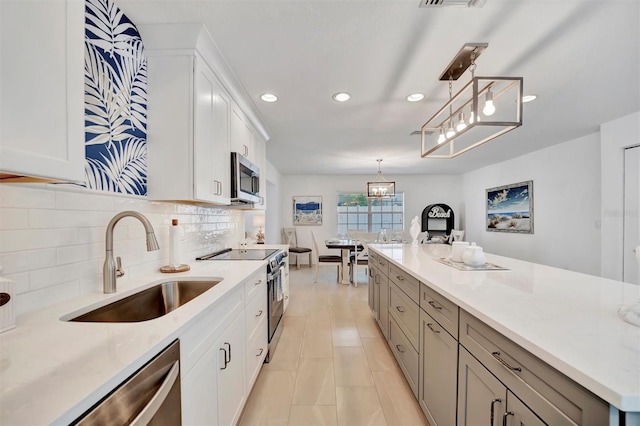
67, 280, 220, 323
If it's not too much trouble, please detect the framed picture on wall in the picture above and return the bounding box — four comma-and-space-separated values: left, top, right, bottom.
486, 180, 534, 233
293, 195, 323, 225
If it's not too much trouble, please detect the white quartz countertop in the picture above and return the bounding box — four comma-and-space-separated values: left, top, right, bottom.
0, 245, 287, 426
369, 243, 640, 412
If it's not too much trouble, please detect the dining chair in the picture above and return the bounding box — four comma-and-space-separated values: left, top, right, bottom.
282, 228, 312, 269
349, 243, 369, 287
448, 229, 465, 243
310, 230, 342, 283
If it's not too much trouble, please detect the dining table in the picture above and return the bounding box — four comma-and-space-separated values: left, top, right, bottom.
325, 239, 364, 285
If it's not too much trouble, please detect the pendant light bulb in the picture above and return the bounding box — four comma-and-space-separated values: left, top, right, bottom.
483, 89, 496, 116
469, 110, 475, 124
446, 121, 456, 139
437, 128, 446, 144
456, 112, 467, 132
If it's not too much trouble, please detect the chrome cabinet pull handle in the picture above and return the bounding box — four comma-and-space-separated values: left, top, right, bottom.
130, 360, 180, 426
220, 348, 228, 370
396, 306, 405, 313
396, 275, 404, 281
502, 411, 514, 426
256, 309, 263, 317
428, 300, 442, 310
225, 342, 231, 363
492, 351, 522, 372
256, 348, 264, 357
490, 398, 502, 426
395, 344, 405, 353
254, 279, 263, 286
427, 323, 440, 334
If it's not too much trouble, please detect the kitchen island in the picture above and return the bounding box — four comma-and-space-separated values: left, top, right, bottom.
368, 243, 640, 425
0, 244, 288, 425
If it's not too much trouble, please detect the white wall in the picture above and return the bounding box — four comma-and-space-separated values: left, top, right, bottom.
280, 174, 462, 262
0, 183, 245, 315
462, 133, 602, 275
600, 111, 640, 280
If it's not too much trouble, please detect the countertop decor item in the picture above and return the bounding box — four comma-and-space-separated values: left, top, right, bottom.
366, 159, 395, 198
420, 43, 523, 159
436, 257, 508, 271
462, 242, 486, 267
160, 219, 190, 273
253, 215, 265, 243
0, 269, 15, 333
410, 216, 421, 246
451, 241, 470, 262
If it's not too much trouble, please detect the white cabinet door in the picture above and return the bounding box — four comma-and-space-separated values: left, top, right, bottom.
181, 343, 219, 425
216, 310, 246, 426
146, 52, 231, 205
230, 104, 254, 162
0, 0, 84, 181
194, 60, 230, 204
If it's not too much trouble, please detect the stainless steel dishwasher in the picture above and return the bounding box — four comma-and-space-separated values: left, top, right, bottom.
72, 339, 181, 425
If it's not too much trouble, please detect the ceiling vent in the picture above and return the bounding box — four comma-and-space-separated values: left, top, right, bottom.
419, 0, 487, 7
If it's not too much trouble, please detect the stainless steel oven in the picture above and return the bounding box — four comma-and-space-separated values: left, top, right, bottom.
265, 250, 287, 362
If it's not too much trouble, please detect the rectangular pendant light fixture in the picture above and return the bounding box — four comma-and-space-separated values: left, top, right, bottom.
366, 159, 395, 198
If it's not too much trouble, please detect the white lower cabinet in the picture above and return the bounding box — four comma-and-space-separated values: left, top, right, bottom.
181, 269, 268, 425
217, 311, 246, 426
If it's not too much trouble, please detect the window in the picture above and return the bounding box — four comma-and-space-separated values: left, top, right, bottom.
337, 192, 404, 235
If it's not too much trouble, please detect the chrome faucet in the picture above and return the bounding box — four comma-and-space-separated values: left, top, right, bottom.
103, 211, 160, 293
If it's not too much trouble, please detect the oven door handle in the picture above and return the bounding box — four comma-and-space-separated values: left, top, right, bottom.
130, 360, 180, 426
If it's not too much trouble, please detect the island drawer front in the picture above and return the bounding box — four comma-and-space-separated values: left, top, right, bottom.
459, 310, 609, 426
376, 255, 390, 277
244, 269, 267, 301
389, 282, 419, 351
389, 263, 419, 301
389, 315, 419, 398
245, 283, 267, 340
181, 287, 243, 376
420, 283, 459, 338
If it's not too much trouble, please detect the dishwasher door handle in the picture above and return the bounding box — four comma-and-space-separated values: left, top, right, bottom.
130, 360, 180, 426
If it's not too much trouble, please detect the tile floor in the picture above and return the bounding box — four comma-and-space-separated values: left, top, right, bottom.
238, 265, 428, 426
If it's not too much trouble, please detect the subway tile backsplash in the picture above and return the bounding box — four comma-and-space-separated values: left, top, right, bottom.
0, 183, 244, 316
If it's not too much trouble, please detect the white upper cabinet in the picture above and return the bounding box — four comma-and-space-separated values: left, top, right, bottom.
0, 0, 85, 182
231, 103, 254, 163
143, 25, 230, 205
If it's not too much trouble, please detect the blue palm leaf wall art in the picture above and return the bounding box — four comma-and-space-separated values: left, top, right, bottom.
84, 0, 147, 195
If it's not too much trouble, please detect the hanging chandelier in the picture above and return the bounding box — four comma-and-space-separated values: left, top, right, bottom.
366, 159, 395, 198
421, 43, 523, 159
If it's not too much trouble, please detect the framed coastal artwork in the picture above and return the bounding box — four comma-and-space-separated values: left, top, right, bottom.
293, 196, 323, 225
486, 180, 534, 233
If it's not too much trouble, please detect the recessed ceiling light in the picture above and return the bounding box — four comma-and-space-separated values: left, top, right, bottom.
406, 93, 425, 102
260, 93, 278, 103
522, 94, 538, 103
332, 92, 351, 102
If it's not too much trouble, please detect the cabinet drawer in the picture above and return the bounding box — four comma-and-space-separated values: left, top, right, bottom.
420, 283, 459, 338
246, 315, 268, 391
180, 287, 243, 376
244, 269, 266, 301
245, 283, 267, 340
376, 255, 390, 277
389, 283, 419, 351
389, 316, 419, 398
459, 310, 609, 426
389, 263, 419, 301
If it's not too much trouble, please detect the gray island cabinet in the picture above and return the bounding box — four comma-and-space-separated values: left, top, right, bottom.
367, 243, 639, 426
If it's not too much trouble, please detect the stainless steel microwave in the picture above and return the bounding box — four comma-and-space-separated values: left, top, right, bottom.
231, 152, 260, 204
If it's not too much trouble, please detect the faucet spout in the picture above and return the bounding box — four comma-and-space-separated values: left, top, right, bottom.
103, 211, 160, 294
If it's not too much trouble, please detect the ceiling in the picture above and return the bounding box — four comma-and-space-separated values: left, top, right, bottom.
117, 0, 640, 176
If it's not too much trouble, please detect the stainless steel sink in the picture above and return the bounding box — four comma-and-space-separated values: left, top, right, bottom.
67, 280, 220, 323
